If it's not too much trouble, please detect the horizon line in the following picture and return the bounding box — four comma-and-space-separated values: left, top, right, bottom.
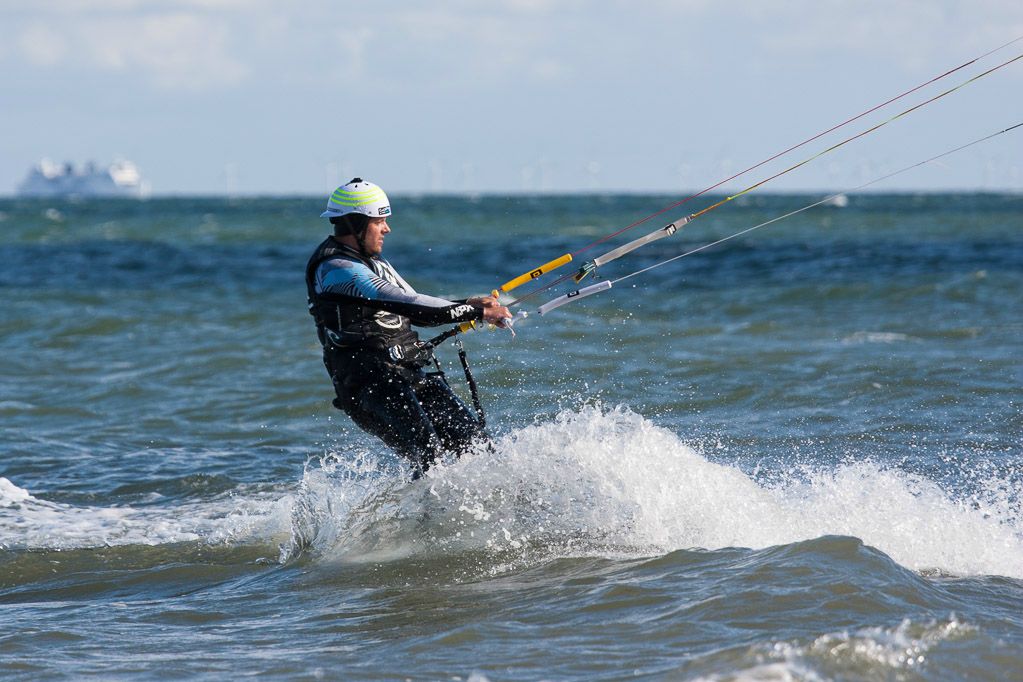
2, 186, 1022, 201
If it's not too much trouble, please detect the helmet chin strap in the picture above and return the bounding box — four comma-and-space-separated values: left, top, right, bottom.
355, 229, 370, 258
333, 216, 372, 257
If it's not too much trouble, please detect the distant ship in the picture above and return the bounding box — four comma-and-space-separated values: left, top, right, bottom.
17, 159, 149, 198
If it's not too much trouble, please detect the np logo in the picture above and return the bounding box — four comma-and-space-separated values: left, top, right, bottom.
567, 289, 581, 298
449, 304, 474, 319
530, 268, 543, 279
388, 345, 405, 361
665, 224, 677, 236
379, 207, 391, 216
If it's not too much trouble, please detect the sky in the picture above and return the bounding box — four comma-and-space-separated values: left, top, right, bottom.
2, 0, 1022, 196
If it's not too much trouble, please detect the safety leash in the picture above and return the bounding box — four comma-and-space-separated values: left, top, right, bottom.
424, 326, 487, 426
456, 338, 486, 427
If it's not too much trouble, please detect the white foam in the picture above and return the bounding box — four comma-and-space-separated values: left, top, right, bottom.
0, 476, 292, 551
697, 617, 976, 681
843, 331, 915, 344
296, 405, 1023, 578
4, 406, 1022, 579
0, 477, 32, 506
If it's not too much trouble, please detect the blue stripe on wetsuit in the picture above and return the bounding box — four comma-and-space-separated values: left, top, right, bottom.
316, 258, 482, 326
319, 260, 388, 299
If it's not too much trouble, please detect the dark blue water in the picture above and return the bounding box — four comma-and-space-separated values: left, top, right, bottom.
1, 193, 1022, 680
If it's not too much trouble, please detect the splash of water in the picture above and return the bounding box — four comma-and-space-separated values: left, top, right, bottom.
0, 476, 291, 551
4, 406, 1021, 579
296, 405, 1023, 578
691, 616, 976, 681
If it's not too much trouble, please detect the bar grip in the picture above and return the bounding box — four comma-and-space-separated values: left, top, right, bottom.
499, 253, 573, 293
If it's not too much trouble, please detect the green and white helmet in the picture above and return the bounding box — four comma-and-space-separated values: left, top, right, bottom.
320, 178, 391, 219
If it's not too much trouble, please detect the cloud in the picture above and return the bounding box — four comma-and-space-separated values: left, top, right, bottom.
11, 8, 249, 90
334, 26, 375, 78
383, 6, 577, 86
18, 25, 68, 67
81, 14, 249, 88
531, 58, 572, 82
749, 1, 1023, 71
25, 0, 256, 10
5, 2, 1021, 103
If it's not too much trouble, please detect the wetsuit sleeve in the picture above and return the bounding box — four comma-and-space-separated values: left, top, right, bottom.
316, 259, 484, 326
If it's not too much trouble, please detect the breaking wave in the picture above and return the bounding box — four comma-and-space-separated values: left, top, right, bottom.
3, 406, 1021, 579
284, 405, 1023, 578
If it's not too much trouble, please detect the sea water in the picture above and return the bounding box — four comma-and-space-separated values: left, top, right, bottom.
1, 193, 1021, 680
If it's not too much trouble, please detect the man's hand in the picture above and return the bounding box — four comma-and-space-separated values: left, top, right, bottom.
482, 305, 513, 327
468, 295, 512, 328
467, 295, 499, 308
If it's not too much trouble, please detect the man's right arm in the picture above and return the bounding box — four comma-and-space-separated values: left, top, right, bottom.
316, 259, 485, 326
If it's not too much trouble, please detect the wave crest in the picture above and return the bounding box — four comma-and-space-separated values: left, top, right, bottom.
288, 405, 1023, 578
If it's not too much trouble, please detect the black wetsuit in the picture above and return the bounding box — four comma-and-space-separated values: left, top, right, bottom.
306, 237, 487, 474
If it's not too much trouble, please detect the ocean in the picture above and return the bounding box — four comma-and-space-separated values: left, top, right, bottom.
1, 193, 1021, 680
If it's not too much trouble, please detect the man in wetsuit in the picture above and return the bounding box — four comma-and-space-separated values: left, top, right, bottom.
306, 178, 512, 476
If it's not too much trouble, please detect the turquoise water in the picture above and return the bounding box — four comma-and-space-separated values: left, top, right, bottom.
1, 193, 1022, 680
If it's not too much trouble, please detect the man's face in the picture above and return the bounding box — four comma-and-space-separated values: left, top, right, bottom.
362, 217, 390, 256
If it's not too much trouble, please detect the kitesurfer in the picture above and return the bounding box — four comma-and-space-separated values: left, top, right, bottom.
306, 178, 511, 476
